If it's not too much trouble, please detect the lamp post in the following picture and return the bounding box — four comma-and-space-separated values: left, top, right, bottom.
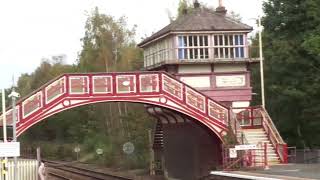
258, 16, 265, 108
9, 86, 20, 180
1, 89, 7, 180
2, 89, 7, 143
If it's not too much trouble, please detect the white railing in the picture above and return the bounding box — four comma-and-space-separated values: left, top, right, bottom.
0, 159, 38, 180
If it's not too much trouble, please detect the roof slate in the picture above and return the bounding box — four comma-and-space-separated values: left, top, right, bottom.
138, 8, 253, 47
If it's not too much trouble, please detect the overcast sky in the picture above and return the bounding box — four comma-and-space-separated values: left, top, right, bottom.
0, 0, 263, 89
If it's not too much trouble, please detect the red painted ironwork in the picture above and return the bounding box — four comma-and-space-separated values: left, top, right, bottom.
234, 106, 263, 128
223, 141, 268, 169
260, 108, 288, 164
0, 71, 230, 140
234, 106, 288, 164
247, 144, 267, 168
222, 147, 258, 170
264, 142, 268, 169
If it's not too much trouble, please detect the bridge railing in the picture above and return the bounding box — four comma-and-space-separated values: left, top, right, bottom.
229, 110, 248, 145
1, 71, 231, 137
160, 73, 229, 126
260, 108, 288, 163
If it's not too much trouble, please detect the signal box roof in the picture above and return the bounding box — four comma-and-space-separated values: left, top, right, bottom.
138, 7, 253, 47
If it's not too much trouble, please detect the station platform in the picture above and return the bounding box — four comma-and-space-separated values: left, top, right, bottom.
210, 164, 320, 180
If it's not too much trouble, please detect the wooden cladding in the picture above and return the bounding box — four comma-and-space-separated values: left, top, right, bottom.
143, 33, 250, 68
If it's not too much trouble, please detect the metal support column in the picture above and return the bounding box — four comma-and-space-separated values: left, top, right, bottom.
258, 17, 266, 108
1, 89, 7, 180
9, 82, 20, 180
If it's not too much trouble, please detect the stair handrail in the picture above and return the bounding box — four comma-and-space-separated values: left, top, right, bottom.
260, 107, 285, 144
229, 110, 249, 145
259, 107, 287, 163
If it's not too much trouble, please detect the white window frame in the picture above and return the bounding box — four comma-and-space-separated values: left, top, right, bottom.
177, 35, 209, 60
212, 34, 246, 59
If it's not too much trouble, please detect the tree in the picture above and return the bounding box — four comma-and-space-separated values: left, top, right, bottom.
77, 7, 142, 137
261, 0, 320, 148
78, 7, 138, 72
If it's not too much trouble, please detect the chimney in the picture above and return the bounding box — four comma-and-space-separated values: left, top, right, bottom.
216, 0, 227, 15
194, 0, 200, 8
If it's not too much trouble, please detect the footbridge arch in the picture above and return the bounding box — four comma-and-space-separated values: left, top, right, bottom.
0, 72, 230, 140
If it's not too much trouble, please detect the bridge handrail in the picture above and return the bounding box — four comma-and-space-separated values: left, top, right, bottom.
3, 71, 229, 111
260, 107, 284, 143
161, 71, 230, 109
1, 71, 234, 138
229, 110, 248, 145
260, 107, 287, 163
159, 72, 230, 125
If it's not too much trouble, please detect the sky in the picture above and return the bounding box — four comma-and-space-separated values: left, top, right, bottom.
0, 0, 263, 89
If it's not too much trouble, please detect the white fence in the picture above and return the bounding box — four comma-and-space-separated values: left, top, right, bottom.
0, 159, 38, 180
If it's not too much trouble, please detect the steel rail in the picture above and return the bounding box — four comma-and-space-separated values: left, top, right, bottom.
44, 160, 134, 180
47, 171, 70, 180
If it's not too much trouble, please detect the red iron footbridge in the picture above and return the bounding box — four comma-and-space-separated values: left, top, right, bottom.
0, 71, 231, 140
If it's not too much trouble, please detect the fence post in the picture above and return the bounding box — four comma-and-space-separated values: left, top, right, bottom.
248, 150, 252, 167
36, 147, 41, 180
283, 144, 288, 163
264, 142, 269, 170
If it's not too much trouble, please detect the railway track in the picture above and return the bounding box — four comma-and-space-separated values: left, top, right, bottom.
47, 171, 69, 180
44, 160, 135, 180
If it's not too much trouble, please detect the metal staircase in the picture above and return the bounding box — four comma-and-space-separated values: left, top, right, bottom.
242, 128, 280, 165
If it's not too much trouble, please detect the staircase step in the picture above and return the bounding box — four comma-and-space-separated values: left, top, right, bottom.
243, 130, 265, 132
243, 130, 264, 133
252, 152, 278, 156
255, 158, 280, 162
243, 128, 264, 131
246, 137, 269, 142
243, 136, 265, 139
254, 157, 280, 160
244, 134, 267, 137
241, 127, 282, 165
243, 133, 266, 136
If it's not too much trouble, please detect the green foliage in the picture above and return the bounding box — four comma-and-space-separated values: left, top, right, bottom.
251, 0, 320, 148
0, 89, 12, 110
78, 7, 140, 72
177, 0, 193, 18
15, 7, 150, 170
174, 0, 241, 23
